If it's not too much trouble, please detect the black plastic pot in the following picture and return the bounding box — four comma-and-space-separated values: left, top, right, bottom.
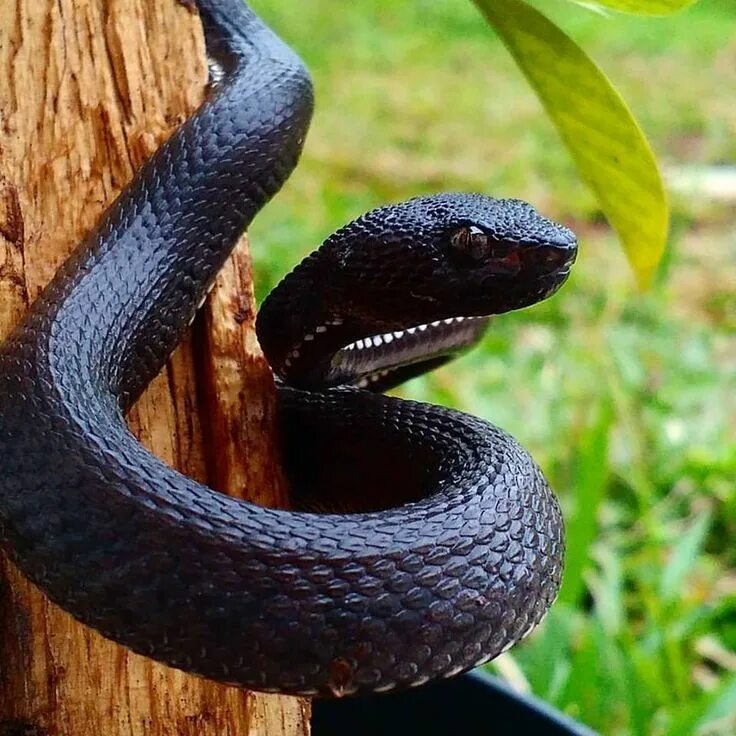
313, 669, 599, 736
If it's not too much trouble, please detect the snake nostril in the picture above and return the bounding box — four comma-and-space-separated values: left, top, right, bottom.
544, 249, 567, 266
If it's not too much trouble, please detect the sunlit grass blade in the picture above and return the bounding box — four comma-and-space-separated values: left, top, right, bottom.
572, 0, 698, 16
588, 543, 624, 635
498, 605, 576, 702
558, 398, 613, 606
667, 675, 736, 736
474, 0, 669, 287
659, 511, 711, 601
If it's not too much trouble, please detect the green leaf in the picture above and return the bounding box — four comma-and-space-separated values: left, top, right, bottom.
474, 0, 669, 287
572, 0, 698, 17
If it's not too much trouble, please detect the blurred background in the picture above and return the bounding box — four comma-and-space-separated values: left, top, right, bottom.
247, 1, 735, 733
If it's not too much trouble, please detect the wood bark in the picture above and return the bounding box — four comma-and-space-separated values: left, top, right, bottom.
0, 1, 308, 734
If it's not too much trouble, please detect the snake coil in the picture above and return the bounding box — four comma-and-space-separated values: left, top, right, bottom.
0, 0, 576, 696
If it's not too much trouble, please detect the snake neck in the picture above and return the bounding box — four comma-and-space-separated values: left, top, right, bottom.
256, 250, 360, 386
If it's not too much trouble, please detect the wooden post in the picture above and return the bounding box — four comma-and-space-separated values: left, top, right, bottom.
0, 1, 309, 733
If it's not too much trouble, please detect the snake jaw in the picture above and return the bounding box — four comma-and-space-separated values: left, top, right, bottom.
328, 315, 491, 391
265, 313, 491, 392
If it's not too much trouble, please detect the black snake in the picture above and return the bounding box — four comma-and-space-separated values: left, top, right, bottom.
0, 0, 577, 697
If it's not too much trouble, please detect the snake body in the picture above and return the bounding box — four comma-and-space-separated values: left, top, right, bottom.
0, 0, 576, 697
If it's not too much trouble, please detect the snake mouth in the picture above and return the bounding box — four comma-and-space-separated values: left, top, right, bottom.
320, 315, 490, 390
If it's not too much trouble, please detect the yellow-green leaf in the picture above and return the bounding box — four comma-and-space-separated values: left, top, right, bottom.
573, 0, 697, 17
475, 0, 668, 287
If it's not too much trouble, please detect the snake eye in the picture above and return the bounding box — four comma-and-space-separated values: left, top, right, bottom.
450, 226, 496, 262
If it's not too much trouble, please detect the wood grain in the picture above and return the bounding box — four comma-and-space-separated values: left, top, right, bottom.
0, 1, 307, 733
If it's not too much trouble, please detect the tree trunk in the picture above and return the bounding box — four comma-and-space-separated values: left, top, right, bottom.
0, 1, 309, 734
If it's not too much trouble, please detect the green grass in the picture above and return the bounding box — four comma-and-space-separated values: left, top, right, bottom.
246, 1, 736, 733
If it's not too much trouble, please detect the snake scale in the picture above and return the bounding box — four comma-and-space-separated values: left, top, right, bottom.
0, 0, 577, 697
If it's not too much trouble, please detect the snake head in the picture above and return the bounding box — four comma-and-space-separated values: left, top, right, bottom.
257, 193, 577, 388
325, 193, 577, 324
